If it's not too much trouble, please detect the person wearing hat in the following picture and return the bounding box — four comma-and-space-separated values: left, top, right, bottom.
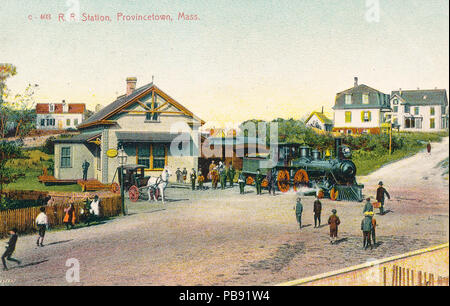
190, 168, 197, 190
313, 194, 322, 228
376, 181, 390, 215
361, 211, 374, 250
255, 169, 264, 195
294, 197, 303, 229
238, 171, 246, 194
363, 197, 373, 214
328, 209, 340, 244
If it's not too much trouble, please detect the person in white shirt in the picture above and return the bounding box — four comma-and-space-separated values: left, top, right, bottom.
90, 195, 101, 218
35, 207, 48, 247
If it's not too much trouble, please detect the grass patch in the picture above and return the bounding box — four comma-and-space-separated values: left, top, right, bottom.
353, 131, 448, 176
5, 149, 81, 192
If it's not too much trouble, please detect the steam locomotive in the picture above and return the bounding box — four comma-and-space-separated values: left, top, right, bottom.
241, 138, 364, 202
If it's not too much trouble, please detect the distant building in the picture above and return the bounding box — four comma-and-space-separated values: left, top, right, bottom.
36, 101, 85, 130
332, 77, 391, 135
389, 88, 448, 131
305, 111, 333, 131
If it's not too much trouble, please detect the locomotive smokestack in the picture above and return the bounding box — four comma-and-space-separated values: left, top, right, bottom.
335, 138, 342, 159
354, 77, 358, 87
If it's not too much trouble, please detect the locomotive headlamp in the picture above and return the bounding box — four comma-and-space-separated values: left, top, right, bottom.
342, 146, 352, 159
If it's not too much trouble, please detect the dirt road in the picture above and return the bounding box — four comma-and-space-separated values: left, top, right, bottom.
1, 138, 448, 285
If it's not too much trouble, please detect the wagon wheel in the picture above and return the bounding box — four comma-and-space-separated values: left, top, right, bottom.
128, 185, 139, 202
246, 176, 254, 186
277, 170, 290, 193
293, 169, 309, 192
330, 187, 339, 201
111, 182, 120, 194
317, 189, 325, 199
261, 178, 268, 188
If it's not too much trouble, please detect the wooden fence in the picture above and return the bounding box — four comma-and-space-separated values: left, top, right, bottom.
0, 194, 122, 238
388, 265, 449, 286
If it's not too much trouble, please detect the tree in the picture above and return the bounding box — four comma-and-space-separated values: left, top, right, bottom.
0, 141, 25, 202
0, 63, 17, 104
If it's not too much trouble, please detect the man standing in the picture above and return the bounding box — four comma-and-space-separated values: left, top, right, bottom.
182, 168, 188, 184
197, 170, 205, 190
376, 181, 390, 215
313, 195, 322, 228
266, 169, 276, 196
328, 209, 341, 244
228, 164, 235, 187
255, 169, 263, 195
190, 168, 197, 190
2, 228, 21, 270
294, 197, 303, 229
35, 207, 48, 247
427, 141, 431, 155
175, 168, 182, 183
82, 159, 90, 181
238, 171, 246, 194
219, 162, 226, 190
361, 212, 374, 250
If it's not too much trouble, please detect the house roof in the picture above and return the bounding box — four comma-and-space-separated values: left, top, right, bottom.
36, 103, 85, 114
334, 84, 390, 110
78, 82, 204, 129
305, 111, 333, 125
54, 132, 101, 143
391, 89, 448, 106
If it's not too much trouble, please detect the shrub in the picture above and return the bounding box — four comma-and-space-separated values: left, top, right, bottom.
42, 136, 56, 155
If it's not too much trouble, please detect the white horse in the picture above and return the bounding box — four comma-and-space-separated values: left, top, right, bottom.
147, 167, 171, 204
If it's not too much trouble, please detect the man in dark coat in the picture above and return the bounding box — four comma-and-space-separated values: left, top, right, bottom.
266, 169, 276, 196
190, 168, 197, 190
294, 197, 303, 229
2, 228, 21, 270
255, 169, 263, 195
82, 160, 90, 181
228, 164, 236, 187
376, 181, 390, 215
361, 212, 374, 250
313, 195, 322, 228
427, 141, 431, 155
175, 168, 182, 183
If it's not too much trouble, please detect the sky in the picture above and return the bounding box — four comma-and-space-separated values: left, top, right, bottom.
1, 0, 449, 127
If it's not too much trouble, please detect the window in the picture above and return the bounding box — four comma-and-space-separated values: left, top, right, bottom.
430, 118, 435, 129
393, 117, 398, 125
345, 111, 352, 123
361, 111, 371, 122
393, 99, 398, 105
415, 118, 422, 129
60, 147, 71, 168
66, 119, 71, 126
40, 119, 45, 126
362, 94, 369, 104
393, 106, 398, 113
345, 94, 352, 105
136, 144, 168, 170
146, 94, 164, 121
49, 104, 55, 112
430, 107, 435, 116
404, 105, 410, 113
152, 144, 166, 169
74, 119, 78, 126
414, 107, 419, 115
137, 144, 150, 168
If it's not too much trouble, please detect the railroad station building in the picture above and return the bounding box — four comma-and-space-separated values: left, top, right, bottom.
53, 77, 204, 184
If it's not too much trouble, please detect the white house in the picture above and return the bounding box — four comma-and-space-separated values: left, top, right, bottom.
389, 89, 448, 132
36, 101, 85, 130
332, 77, 391, 135
53, 77, 204, 184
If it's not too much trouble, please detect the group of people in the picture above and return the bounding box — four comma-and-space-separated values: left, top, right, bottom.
294, 181, 390, 249
2, 194, 103, 271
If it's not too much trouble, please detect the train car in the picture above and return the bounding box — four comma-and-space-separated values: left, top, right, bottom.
241, 138, 364, 201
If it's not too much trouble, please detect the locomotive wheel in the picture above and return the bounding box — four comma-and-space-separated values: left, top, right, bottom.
261, 178, 268, 188
330, 187, 339, 201
317, 189, 325, 199
111, 182, 120, 194
128, 185, 140, 202
246, 176, 254, 186
293, 169, 309, 192
277, 170, 290, 193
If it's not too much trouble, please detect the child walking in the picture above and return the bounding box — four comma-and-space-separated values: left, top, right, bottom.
2, 228, 21, 271
328, 209, 341, 244
35, 206, 48, 247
